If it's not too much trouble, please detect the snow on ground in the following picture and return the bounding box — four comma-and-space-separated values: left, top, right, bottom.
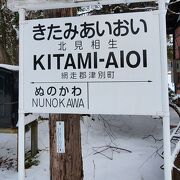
82, 115, 164, 180
0, 108, 179, 180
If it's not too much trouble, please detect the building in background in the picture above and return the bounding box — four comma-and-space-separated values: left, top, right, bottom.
0, 64, 18, 128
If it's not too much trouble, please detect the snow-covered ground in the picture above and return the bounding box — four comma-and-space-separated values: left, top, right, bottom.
0, 108, 179, 180
82, 115, 165, 180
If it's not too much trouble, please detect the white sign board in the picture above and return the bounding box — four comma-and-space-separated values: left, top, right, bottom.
23, 11, 163, 115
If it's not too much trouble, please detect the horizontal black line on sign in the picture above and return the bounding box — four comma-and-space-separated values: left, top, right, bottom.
31, 80, 152, 84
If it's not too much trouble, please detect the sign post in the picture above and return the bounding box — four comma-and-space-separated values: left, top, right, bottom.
18, 8, 25, 180
158, 0, 172, 180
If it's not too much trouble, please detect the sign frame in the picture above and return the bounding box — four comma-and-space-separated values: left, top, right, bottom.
8, 0, 156, 11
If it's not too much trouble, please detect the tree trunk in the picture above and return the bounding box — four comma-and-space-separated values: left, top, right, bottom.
48, 8, 83, 180
172, 153, 180, 180
49, 114, 83, 180
0, 43, 7, 64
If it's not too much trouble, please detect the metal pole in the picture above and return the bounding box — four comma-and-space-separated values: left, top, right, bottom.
18, 8, 25, 180
158, 0, 172, 180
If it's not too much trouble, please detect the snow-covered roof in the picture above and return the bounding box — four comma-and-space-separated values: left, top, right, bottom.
0, 64, 19, 71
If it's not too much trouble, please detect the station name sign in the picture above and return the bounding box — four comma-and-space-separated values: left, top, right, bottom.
23, 11, 163, 115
